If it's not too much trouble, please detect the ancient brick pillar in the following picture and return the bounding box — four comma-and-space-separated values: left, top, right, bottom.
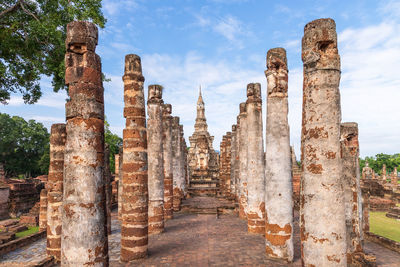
104, 144, 112, 235
147, 84, 165, 234
47, 123, 66, 261
118, 147, 123, 220
245, 83, 265, 234
361, 188, 370, 233
162, 104, 174, 220
39, 189, 47, 231
300, 18, 346, 266
120, 54, 148, 261
230, 125, 237, 197
179, 125, 187, 198
264, 48, 293, 260
235, 119, 241, 201
381, 164, 387, 181
219, 135, 227, 195
115, 154, 120, 175
225, 132, 232, 196
341, 122, 363, 260
238, 102, 248, 219
172, 117, 183, 211
62, 21, 108, 266
0, 163, 5, 183
391, 167, 398, 185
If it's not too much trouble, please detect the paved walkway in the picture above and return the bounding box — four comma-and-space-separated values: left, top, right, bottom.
1, 197, 400, 266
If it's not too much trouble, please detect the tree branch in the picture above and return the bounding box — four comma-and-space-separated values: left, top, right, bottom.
19, 0, 39, 21
0, 0, 39, 21
0, 1, 21, 19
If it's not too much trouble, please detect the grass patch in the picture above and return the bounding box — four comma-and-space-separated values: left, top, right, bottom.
15, 226, 39, 238
370, 211, 400, 242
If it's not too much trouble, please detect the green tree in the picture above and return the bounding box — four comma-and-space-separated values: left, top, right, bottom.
0, 113, 49, 177
105, 120, 122, 174
360, 153, 400, 175
0, 0, 106, 104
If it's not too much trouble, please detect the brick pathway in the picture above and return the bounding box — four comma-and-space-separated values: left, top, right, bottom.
1, 197, 400, 266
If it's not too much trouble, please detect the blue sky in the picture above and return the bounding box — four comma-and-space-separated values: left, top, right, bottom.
1, 0, 400, 158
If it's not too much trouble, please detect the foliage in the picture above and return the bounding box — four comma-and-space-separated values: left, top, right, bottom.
0, 0, 106, 104
370, 211, 400, 242
105, 120, 122, 174
15, 225, 39, 238
0, 113, 49, 177
360, 153, 400, 175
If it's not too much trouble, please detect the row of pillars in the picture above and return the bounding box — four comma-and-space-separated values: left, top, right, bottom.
218, 18, 370, 266
41, 21, 188, 265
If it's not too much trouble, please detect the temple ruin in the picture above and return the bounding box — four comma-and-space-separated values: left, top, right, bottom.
2, 16, 400, 267
187, 89, 219, 197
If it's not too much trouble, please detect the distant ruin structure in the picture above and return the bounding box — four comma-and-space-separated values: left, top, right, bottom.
188, 89, 219, 196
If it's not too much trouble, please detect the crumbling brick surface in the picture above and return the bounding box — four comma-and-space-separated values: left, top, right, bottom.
238, 102, 248, 220
264, 48, 294, 261
147, 84, 165, 235
46, 123, 66, 262
120, 54, 148, 261
162, 104, 174, 220
245, 83, 265, 235
61, 21, 108, 266
300, 18, 347, 266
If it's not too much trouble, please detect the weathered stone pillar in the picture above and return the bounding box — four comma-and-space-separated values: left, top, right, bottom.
118, 147, 123, 220
0, 163, 5, 183
225, 132, 232, 196
62, 21, 108, 266
230, 125, 237, 197
147, 84, 165, 234
391, 167, 398, 185
172, 117, 183, 211
361, 188, 370, 233
219, 135, 227, 195
245, 83, 265, 234
235, 119, 240, 201
162, 104, 174, 220
104, 144, 112, 235
341, 122, 363, 260
120, 54, 148, 261
179, 125, 187, 198
238, 102, 248, 219
47, 123, 66, 261
264, 48, 293, 260
39, 189, 47, 231
381, 164, 387, 181
115, 154, 120, 175
300, 18, 346, 266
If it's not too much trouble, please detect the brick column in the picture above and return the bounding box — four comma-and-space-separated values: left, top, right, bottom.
120, 54, 148, 261
118, 147, 123, 220
104, 144, 112, 235
39, 189, 47, 231
300, 18, 346, 266
179, 125, 187, 198
246, 83, 265, 234
230, 125, 237, 198
172, 117, 183, 211
47, 123, 66, 261
147, 84, 165, 234
62, 21, 108, 266
238, 102, 248, 220
225, 132, 232, 196
264, 48, 293, 260
162, 104, 174, 220
219, 135, 227, 195
341, 122, 363, 262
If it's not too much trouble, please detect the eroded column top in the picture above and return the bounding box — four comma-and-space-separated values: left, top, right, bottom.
302, 18, 340, 72
163, 104, 172, 116
232, 124, 236, 132
148, 84, 163, 103
66, 21, 98, 53
246, 83, 261, 102
239, 102, 247, 115
123, 54, 144, 81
